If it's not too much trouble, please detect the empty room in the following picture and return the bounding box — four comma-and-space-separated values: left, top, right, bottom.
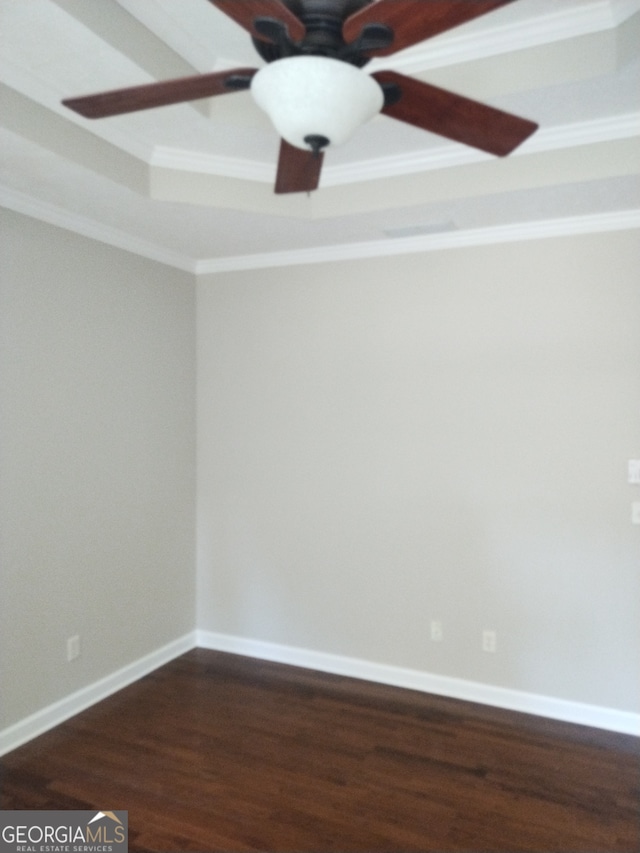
1, 1, 639, 851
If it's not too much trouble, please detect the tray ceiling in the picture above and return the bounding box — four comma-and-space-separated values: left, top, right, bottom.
1, 0, 639, 271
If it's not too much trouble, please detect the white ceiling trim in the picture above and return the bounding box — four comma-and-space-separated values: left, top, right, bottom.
149, 112, 640, 188
3, 186, 638, 275
369, 0, 640, 75
196, 209, 640, 274
325, 113, 640, 186
0, 186, 195, 273
150, 146, 272, 182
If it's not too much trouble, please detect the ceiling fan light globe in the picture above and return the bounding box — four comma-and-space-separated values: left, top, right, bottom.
251, 56, 384, 151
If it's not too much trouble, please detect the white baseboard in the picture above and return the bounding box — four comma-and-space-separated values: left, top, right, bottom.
3, 629, 637, 756
0, 632, 196, 757
197, 630, 640, 737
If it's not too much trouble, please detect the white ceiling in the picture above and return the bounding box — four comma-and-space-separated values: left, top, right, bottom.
1, 0, 639, 272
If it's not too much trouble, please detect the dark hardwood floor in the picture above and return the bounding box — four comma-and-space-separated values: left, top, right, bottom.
2, 649, 639, 852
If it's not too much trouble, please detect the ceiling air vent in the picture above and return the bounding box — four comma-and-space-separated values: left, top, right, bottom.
383, 221, 457, 239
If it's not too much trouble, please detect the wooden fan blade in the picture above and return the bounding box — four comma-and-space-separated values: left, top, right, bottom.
373, 70, 537, 156
344, 0, 515, 57
63, 68, 258, 118
207, 0, 306, 42
275, 139, 324, 194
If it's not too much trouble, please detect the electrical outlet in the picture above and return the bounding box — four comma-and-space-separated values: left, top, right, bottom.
632, 502, 640, 525
430, 620, 443, 642
482, 630, 497, 653
67, 635, 80, 661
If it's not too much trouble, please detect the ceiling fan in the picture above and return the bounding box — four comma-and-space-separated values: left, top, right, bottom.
62, 0, 538, 195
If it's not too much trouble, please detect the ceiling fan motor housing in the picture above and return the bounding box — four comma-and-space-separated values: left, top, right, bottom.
252, 0, 377, 65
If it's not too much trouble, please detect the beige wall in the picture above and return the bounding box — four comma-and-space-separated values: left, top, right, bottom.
0, 210, 196, 729
197, 229, 640, 713
2, 211, 638, 733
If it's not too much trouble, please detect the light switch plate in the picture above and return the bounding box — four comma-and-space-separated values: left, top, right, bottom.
628, 460, 640, 484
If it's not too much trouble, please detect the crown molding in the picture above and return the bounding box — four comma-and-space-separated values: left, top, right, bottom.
326, 113, 640, 185
3, 186, 637, 276
370, 0, 640, 75
195, 209, 640, 274
150, 112, 640, 188
524, 112, 640, 152
0, 186, 196, 273
150, 146, 273, 183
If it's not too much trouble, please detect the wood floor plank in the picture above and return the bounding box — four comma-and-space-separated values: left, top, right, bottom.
1, 648, 638, 851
